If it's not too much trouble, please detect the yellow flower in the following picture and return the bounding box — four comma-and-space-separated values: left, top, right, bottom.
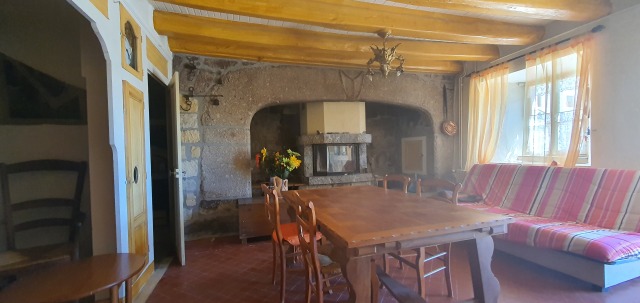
289, 155, 301, 169
260, 148, 267, 162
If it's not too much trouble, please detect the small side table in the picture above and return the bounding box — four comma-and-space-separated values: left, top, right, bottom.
0, 253, 146, 303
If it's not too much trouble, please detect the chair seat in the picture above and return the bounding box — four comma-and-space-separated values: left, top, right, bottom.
274, 222, 323, 246
0, 243, 73, 276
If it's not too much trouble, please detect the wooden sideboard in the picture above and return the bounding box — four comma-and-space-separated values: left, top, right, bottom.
238, 197, 291, 245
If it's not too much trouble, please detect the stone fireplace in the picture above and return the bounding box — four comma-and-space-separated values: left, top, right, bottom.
298, 101, 373, 187
174, 55, 456, 238
299, 133, 373, 186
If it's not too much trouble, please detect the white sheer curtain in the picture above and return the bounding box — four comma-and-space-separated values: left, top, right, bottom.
522, 35, 593, 167
466, 64, 509, 170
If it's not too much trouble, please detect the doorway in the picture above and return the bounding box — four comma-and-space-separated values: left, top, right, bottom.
148, 74, 175, 261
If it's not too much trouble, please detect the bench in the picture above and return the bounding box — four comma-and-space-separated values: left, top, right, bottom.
459, 164, 640, 291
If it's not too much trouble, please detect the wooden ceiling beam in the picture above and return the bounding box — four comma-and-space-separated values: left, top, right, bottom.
154, 11, 499, 62
389, 0, 612, 21
157, 0, 544, 45
168, 37, 463, 74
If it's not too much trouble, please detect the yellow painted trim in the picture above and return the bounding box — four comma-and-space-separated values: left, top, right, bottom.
89, 0, 109, 19
120, 4, 143, 80
146, 37, 169, 78
133, 260, 154, 298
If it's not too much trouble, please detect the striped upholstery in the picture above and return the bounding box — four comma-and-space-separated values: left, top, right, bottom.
530, 167, 603, 222
584, 169, 640, 232
460, 163, 502, 205
460, 164, 640, 263
506, 217, 640, 263
499, 165, 550, 213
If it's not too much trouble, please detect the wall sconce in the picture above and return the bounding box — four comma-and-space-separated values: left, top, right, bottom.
366, 30, 405, 81
181, 86, 223, 111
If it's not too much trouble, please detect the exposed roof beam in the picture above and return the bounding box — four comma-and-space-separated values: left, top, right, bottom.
154, 11, 499, 62
389, 0, 612, 21
157, 0, 544, 45
168, 37, 463, 74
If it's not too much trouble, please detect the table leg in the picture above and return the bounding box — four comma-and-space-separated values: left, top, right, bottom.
125, 278, 133, 303
110, 284, 119, 303
338, 256, 371, 303
465, 235, 500, 303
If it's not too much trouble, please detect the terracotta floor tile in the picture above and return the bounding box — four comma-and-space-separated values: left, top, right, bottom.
145, 236, 640, 303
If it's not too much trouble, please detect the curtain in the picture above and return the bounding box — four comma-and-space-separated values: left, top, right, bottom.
522, 36, 593, 167
465, 64, 509, 170
565, 37, 593, 167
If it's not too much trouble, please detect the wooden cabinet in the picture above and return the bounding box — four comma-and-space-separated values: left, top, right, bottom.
238, 197, 292, 244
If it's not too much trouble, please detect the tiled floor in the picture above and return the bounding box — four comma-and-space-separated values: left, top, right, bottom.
144, 236, 640, 303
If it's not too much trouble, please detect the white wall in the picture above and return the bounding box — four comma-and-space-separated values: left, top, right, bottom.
589, 5, 640, 169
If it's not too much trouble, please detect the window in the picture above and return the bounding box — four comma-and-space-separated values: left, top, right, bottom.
492, 37, 593, 166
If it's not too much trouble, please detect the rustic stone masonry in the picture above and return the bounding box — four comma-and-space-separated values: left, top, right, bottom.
174, 55, 455, 239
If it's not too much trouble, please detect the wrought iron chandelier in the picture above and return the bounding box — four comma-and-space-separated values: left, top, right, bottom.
366, 30, 405, 80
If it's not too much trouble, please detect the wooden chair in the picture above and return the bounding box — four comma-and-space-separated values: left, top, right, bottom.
385, 178, 460, 299
292, 193, 344, 303
261, 184, 321, 303
416, 178, 462, 205
382, 174, 411, 193
381, 174, 412, 288
371, 259, 426, 303
0, 160, 87, 280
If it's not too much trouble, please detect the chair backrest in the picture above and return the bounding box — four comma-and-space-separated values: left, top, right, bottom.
383, 174, 411, 193
273, 176, 285, 195
416, 178, 461, 205
293, 192, 324, 303
261, 183, 284, 242
1, 160, 87, 251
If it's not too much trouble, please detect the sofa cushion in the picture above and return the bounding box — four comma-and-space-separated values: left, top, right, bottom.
583, 169, 640, 232
507, 216, 640, 263
498, 165, 550, 213
461, 164, 521, 207
530, 167, 604, 222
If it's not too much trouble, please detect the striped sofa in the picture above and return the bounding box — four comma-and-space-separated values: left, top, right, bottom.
460, 163, 640, 291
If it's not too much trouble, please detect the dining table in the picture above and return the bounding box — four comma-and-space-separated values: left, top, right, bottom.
282, 185, 514, 303
0, 253, 146, 303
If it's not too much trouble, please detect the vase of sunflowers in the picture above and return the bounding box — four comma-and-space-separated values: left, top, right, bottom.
255, 147, 302, 191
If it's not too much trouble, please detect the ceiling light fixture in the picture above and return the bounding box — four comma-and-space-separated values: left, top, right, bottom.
366, 30, 405, 81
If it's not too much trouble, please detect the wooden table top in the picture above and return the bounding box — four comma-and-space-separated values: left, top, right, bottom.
0, 253, 146, 303
282, 186, 513, 250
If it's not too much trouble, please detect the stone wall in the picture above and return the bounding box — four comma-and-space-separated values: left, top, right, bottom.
174, 55, 455, 238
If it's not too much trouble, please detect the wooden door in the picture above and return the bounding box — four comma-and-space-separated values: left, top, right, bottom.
169, 72, 186, 266
123, 81, 150, 291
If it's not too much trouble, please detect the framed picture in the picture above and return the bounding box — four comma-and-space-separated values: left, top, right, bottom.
0, 53, 86, 125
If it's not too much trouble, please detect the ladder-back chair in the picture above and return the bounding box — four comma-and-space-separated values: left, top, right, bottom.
0, 160, 86, 278
386, 178, 461, 299
292, 193, 344, 303
382, 174, 411, 193
262, 184, 321, 303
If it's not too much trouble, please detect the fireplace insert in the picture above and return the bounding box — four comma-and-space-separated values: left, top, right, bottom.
313, 144, 359, 176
